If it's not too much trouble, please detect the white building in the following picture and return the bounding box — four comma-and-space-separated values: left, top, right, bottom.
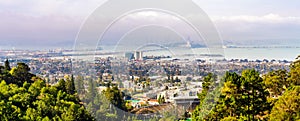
134, 51, 143, 60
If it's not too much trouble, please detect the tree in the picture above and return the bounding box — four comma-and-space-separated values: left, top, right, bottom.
192, 73, 218, 120
0, 65, 12, 83
269, 86, 300, 121
202, 72, 242, 120
220, 116, 238, 121
10, 63, 35, 86
0, 79, 94, 121
4, 59, 11, 71
66, 75, 76, 94
75, 75, 85, 95
191, 56, 300, 121
0, 66, 4, 74
239, 69, 270, 120
193, 70, 270, 121
197, 73, 217, 103
288, 55, 300, 86
103, 86, 126, 111
86, 78, 96, 102
263, 69, 289, 107
158, 95, 162, 104
56, 79, 66, 92
263, 70, 288, 98
159, 111, 177, 121
0, 63, 94, 120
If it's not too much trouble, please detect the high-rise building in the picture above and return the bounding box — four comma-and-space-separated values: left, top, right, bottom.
125, 52, 134, 60
134, 51, 143, 60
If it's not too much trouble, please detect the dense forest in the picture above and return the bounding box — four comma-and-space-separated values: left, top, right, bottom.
1, 55, 300, 121
0, 60, 94, 120
0, 60, 135, 121
192, 56, 300, 121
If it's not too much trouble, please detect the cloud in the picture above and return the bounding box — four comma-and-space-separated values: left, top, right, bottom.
0, 0, 106, 49
210, 14, 300, 41
211, 13, 300, 24
0, 0, 103, 17
1, 0, 300, 49
0, 11, 80, 45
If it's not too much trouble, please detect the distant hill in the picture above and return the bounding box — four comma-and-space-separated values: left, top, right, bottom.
223, 39, 300, 48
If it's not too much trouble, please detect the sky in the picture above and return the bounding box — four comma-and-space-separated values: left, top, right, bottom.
0, 0, 300, 49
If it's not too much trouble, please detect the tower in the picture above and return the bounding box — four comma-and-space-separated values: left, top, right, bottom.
134, 51, 143, 60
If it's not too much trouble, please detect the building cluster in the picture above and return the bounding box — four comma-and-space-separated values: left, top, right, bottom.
0, 49, 292, 113
90, 54, 291, 113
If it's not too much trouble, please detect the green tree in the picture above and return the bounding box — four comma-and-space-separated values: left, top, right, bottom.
158, 95, 165, 104
263, 70, 288, 98
0, 63, 94, 120
192, 73, 218, 120
4, 59, 11, 71
0, 65, 13, 84
197, 73, 217, 101
56, 79, 66, 92
288, 55, 300, 86
193, 70, 270, 121
66, 75, 76, 94
263, 69, 289, 108
158, 95, 162, 104
10, 63, 35, 86
103, 86, 126, 111
159, 111, 177, 121
0, 65, 3, 73
220, 116, 238, 121
239, 69, 270, 120
269, 86, 300, 121
0, 79, 93, 120
86, 78, 96, 102
202, 72, 242, 120
75, 75, 85, 95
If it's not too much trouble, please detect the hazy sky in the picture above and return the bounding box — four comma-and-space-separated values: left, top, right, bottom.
0, 0, 300, 49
